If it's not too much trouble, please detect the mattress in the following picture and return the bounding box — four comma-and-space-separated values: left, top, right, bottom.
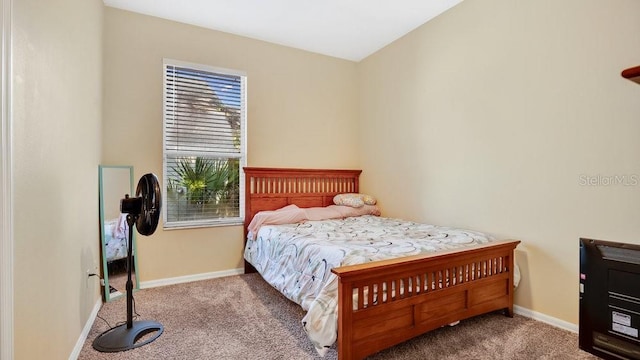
243, 215, 497, 356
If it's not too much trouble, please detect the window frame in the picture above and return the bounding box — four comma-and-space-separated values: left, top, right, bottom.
162, 58, 247, 229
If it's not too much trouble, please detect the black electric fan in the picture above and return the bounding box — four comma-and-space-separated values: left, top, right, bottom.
93, 173, 164, 352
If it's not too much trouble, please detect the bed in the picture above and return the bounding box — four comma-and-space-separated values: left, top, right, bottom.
243, 167, 520, 360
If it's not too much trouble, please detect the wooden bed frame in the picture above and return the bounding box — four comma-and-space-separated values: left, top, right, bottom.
243, 167, 520, 360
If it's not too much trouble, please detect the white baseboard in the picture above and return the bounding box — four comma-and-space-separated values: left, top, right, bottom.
514, 304, 578, 333
69, 298, 102, 360
139, 268, 244, 289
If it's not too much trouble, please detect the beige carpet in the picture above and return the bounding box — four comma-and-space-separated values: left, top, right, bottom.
79, 273, 599, 360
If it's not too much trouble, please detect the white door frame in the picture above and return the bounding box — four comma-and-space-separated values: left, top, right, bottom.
0, 0, 13, 358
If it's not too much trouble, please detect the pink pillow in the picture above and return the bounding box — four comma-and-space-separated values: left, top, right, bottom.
332, 204, 381, 217
247, 204, 381, 240
247, 205, 306, 239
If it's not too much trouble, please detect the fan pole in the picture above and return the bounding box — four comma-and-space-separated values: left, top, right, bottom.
125, 214, 135, 329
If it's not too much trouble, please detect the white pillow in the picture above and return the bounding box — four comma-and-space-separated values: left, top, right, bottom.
333, 193, 377, 207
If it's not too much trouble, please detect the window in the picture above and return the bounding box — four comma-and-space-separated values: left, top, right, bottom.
162, 59, 246, 228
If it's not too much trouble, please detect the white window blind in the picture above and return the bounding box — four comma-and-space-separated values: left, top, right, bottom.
162, 59, 246, 228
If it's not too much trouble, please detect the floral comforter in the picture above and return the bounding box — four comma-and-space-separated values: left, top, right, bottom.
243, 215, 495, 356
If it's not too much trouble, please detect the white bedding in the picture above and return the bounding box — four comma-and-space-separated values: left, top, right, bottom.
103, 214, 129, 262
243, 215, 500, 356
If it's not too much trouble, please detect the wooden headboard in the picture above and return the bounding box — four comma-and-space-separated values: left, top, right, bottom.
243, 167, 362, 231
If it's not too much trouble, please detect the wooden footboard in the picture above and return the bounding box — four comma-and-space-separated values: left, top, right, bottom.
332, 239, 520, 360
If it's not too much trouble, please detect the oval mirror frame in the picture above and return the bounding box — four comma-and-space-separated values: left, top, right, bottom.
98, 165, 139, 302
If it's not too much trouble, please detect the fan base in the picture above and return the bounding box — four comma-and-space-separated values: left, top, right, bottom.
92, 320, 163, 352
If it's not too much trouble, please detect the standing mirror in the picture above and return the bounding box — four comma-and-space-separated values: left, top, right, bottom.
99, 165, 139, 301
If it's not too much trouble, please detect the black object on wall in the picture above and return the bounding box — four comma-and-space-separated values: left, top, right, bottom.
579, 238, 640, 360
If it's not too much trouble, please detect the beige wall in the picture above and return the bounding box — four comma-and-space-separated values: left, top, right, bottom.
358, 0, 640, 325
12, 2, 636, 357
12, 0, 103, 358
102, 8, 359, 282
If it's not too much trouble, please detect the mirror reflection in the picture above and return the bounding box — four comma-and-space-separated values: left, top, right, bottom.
99, 165, 139, 301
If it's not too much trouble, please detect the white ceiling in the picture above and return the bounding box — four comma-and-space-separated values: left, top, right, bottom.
103, 0, 463, 62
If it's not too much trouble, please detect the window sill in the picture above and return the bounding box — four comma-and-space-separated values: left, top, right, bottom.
163, 219, 244, 231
